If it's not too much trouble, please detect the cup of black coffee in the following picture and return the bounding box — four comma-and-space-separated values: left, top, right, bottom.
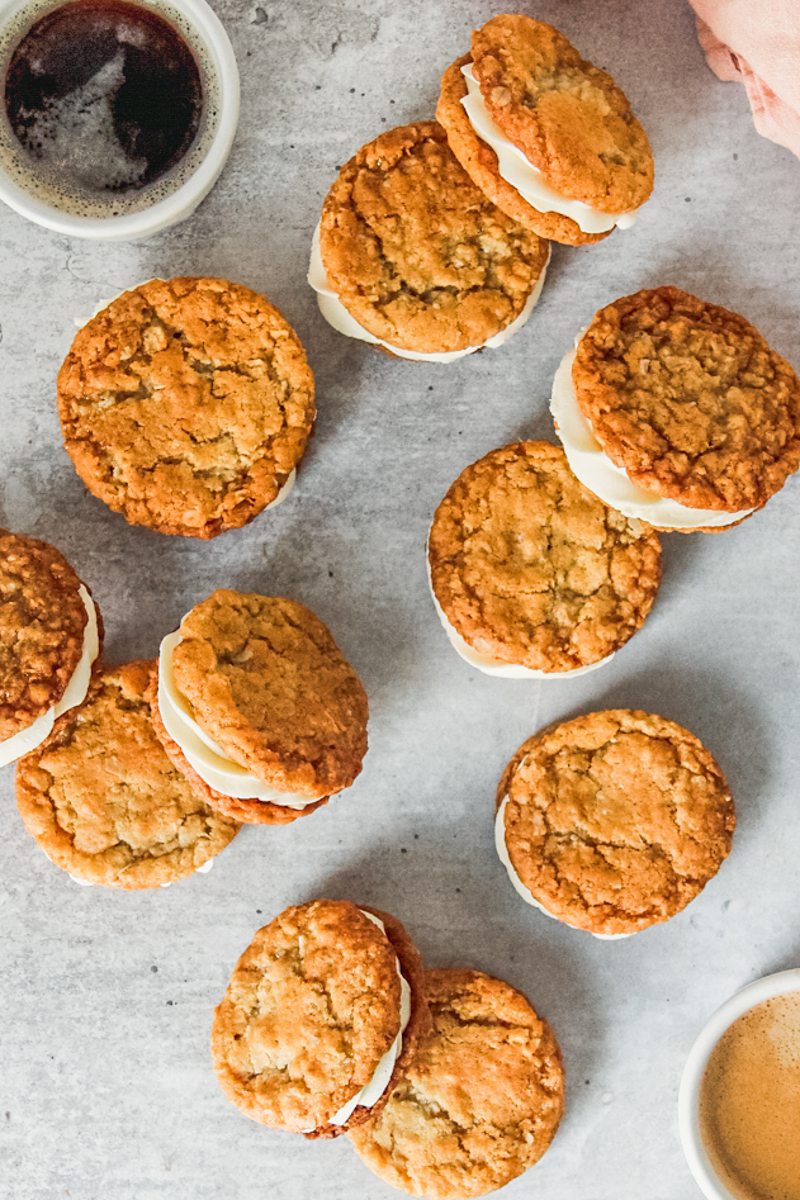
0, 0, 239, 237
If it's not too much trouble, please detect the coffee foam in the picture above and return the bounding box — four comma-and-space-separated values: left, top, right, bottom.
699, 991, 800, 1200
0, 0, 221, 217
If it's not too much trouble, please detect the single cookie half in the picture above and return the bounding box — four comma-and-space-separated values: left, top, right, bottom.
436, 15, 653, 245
16, 661, 239, 888
349, 967, 564, 1199
58, 277, 315, 539
427, 441, 661, 676
0, 529, 102, 767
496, 710, 735, 937
153, 590, 369, 824
309, 121, 549, 362
211, 899, 429, 1137
552, 287, 800, 531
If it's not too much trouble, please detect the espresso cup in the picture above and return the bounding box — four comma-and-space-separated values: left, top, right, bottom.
678, 967, 800, 1200
0, 0, 239, 239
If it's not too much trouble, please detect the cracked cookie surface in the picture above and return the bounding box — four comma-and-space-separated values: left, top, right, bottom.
211, 899, 428, 1136
16, 661, 239, 888
497, 709, 735, 936
319, 121, 548, 354
166, 590, 368, 800
57, 277, 315, 539
428, 442, 661, 672
349, 967, 564, 1199
574, 287, 800, 511
0, 530, 95, 740
437, 55, 607, 246
470, 14, 653, 213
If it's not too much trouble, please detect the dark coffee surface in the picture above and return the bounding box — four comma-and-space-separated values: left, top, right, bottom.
4, 0, 202, 194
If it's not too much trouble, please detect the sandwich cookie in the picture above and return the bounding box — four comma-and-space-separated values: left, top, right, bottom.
427, 442, 661, 677
0, 530, 101, 768
310, 121, 549, 362
496, 710, 735, 937
349, 967, 564, 1199
16, 661, 238, 889
552, 288, 800, 531
58, 276, 315, 538
153, 590, 369, 824
436, 15, 653, 246
211, 899, 428, 1137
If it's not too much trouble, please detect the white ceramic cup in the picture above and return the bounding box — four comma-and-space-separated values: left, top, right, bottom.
678, 967, 800, 1200
0, 0, 239, 239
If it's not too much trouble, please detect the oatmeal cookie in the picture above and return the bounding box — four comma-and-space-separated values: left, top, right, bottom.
16, 661, 239, 888
496, 709, 735, 936
58, 277, 315, 538
349, 967, 564, 1198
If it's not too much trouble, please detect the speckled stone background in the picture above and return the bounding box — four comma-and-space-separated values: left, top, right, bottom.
1, 2, 799, 1197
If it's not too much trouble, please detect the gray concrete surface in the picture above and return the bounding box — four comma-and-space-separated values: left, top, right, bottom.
1, 2, 799, 1197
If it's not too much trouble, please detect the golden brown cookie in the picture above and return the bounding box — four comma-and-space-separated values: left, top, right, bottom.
437, 55, 606, 247
58, 277, 315, 539
349, 967, 564, 1199
573, 287, 800, 513
0, 529, 102, 757
318, 121, 549, 355
152, 590, 369, 825
496, 710, 735, 936
470, 15, 653, 214
428, 442, 661, 674
211, 899, 429, 1137
16, 661, 239, 889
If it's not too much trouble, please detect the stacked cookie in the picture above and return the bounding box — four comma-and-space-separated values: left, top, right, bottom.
212, 900, 565, 1198
428, 440, 662, 678
551, 286, 800, 532
153, 589, 368, 824
436, 14, 653, 244
58, 276, 316, 539
495, 710, 736, 938
308, 121, 550, 363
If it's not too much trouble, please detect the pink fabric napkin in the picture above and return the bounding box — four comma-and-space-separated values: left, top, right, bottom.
690, 0, 800, 158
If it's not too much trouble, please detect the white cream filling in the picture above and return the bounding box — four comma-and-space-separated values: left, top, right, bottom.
425, 538, 614, 678
263, 469, 296, 510
460, 63, 640, 235
308, 224, 548, 361
551, 346, 754, 530
495, 795, 629, 940
328, 910, 412, 1127
68, 859, 214, 888
157, 630, 317, 808
0, 586, 100, 768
